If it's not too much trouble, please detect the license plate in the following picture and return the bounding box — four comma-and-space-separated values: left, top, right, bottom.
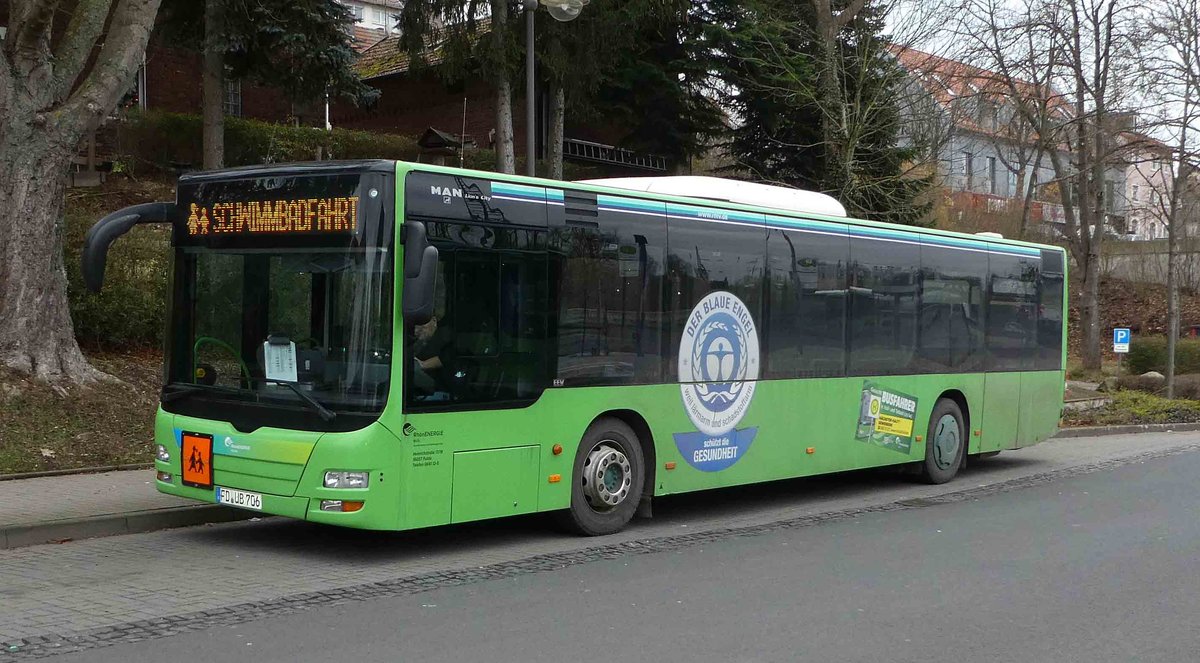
216, 487, 263, 511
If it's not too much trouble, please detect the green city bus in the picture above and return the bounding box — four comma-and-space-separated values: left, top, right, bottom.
82, 160, 1066, 535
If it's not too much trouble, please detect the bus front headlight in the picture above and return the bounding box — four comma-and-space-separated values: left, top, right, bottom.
323, 471, 369, 488
156, 444, 171, 462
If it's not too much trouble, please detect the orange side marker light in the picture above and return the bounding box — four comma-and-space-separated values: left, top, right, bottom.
343, 501, 364, 512
915, 435, 923, 443
806, 447, 815, 454
665, 462, 677, 470
974, 430, 982, 437
548, 474, 562, 483
552, 444, 563, 456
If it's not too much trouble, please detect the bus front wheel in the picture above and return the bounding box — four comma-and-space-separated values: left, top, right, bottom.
921, 399, 965, 484
557, 417, 645, 536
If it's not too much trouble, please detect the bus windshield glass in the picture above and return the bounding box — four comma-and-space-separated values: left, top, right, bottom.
163, 167, 394, 426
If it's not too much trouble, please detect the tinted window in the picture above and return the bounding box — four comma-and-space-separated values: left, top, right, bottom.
986, 250, 1039, 371
666, 215, 766, 378
765, 227, 848, 378
551, 199, 666, 384
848, 237, 920, 375
405, 222, 550, 408
917, 242, 985, 372
1036, 249, 1065, 370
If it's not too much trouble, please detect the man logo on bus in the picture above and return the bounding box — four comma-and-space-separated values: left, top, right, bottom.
674, 291, 760, 472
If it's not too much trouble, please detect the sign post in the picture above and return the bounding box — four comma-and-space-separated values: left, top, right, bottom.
1113, 328, 1131, 379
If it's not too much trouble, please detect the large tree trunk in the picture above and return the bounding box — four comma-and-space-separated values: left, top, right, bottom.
546, 82, 565, 180
491, 0, 516, 174
0, 122, 106, 383
0, 0, 163, 384
202, 0, 225, 170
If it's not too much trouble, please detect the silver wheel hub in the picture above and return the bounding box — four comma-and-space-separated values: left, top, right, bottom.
582, 443, 632, 509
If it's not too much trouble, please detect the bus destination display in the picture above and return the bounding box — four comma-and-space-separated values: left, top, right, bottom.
185, 196, 359, 237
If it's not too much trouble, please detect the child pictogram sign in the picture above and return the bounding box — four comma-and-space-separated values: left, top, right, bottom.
181, 432, 213, 488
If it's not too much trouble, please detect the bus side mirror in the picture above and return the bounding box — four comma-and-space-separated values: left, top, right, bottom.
401, 221, 438, 324
82, 202, 176, 292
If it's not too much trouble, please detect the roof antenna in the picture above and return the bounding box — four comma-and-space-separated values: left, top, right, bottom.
460, 96, 467, 168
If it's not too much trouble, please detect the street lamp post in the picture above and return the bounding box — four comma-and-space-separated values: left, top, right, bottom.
521, 0, 590, 178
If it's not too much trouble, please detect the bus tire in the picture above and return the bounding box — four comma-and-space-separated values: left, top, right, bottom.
921, 399, 965, 484
556, 417, 645, 536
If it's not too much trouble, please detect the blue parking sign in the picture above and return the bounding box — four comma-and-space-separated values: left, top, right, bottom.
1113, 328, 1131, 353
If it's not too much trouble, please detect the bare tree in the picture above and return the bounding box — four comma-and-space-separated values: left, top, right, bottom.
1143, 0, 1200, 397
955, 0, 1144, 371
0, 0, 163, 383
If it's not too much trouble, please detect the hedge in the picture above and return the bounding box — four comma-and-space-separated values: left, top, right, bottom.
113, 110, 421, 174
1126, 336, 1200, 375
64, 188, 173, 350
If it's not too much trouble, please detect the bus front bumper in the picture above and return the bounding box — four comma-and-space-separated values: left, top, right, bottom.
153, 472, 387, 529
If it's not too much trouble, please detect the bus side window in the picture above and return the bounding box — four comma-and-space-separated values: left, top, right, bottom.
986, 253, 1039, 371
665, 216, 766, 379
552, 203, 666, 385
848, 237, 920, 376
764, 227, 848, 378
918, 242, 985, 373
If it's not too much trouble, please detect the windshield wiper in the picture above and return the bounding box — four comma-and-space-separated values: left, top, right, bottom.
161, 384, 205, 403
162, 380, 336, 422
262, 379, 337, 422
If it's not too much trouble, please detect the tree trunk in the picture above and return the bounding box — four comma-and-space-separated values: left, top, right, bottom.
202, 0, 225, 170
0, 0, 162, 385
0, 119, 107, 383
491, 0, 516, 175
547, 82, 565, 180
1080, 249, 1102, 371
1167, 214, 1179, 398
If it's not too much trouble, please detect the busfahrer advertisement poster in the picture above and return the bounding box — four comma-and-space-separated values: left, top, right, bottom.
854, 382, 918, 454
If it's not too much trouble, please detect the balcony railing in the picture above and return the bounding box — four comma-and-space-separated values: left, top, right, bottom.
562, 138, 668, 172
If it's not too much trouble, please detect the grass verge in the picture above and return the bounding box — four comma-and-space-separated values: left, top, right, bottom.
0, 351, 160, 475
1063, 390, 1200, 427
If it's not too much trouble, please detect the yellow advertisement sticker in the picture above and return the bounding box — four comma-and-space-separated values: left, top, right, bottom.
874, 413, 913, 438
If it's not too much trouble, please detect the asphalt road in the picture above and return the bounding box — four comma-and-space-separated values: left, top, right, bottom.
33, 440, 1200, 662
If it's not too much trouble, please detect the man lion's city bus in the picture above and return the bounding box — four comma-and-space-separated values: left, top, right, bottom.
82, 160, 1065, 536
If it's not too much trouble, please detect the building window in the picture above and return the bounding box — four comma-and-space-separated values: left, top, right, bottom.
987, 156, 998, 195
1105, 180, 1116, 212
372, 7, 388, 27
1132, 185, 1140, 202
962, 152, 974, 191
223, 78, 242, 117
350, 4, 365, 22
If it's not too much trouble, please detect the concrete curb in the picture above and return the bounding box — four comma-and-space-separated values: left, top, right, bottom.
0, 505, 259, 550
1055, 422, 1200, 438
1, 424, 1195, 550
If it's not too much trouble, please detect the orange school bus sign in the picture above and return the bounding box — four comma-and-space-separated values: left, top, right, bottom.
185, 196, 359, 237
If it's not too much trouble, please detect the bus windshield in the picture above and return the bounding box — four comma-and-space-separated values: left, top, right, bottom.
162, 165, 394, 430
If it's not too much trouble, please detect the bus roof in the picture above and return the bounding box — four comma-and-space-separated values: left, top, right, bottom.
576, 176, 848, 219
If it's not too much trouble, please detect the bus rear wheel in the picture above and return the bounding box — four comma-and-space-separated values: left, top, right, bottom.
557, 417, 645, 536
921, 399, 965, 484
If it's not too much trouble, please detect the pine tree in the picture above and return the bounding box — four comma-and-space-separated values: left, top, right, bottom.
700, 0, 930, 225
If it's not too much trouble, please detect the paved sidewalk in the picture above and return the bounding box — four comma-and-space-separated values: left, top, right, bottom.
0, 470, 251, 549
1, 422, 1196, 551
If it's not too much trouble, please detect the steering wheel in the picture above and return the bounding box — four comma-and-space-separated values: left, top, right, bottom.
192, 336, 253, 385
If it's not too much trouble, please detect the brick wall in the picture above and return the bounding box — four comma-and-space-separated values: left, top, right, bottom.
333, 72, 630, 153
143, 45, 298, 123
334, 73, 526, 149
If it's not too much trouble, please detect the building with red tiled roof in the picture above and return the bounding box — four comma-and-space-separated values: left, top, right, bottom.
894, 47, 1137, 237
